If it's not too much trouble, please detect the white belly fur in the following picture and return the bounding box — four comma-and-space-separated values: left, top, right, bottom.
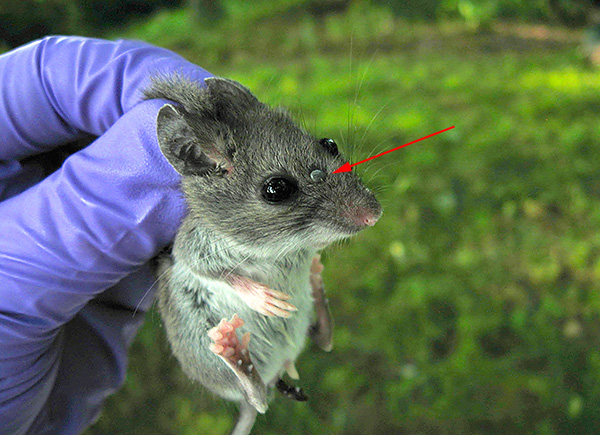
174, 253, 315, 386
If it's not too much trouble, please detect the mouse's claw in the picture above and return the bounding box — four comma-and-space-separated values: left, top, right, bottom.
284, 359, 299, 380
228, 275, 297, 318
208, 314, 268, 413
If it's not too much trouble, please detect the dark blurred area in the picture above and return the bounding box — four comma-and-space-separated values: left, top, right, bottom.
0, 0, 182, 47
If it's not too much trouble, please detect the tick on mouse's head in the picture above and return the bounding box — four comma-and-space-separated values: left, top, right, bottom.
151, 76, 381, 253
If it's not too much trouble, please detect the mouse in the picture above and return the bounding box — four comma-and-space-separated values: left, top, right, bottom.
144, 75, 381, 435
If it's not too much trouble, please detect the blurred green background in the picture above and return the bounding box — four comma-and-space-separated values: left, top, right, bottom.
4, 0, 600, 433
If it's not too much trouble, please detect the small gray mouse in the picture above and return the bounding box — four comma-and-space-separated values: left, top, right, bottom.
145, 76, 381, 435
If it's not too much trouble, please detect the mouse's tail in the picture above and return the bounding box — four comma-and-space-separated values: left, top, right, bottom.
231, 401, 258, 435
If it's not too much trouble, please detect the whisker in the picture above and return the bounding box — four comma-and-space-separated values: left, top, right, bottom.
351, 50, 378, 148
363, 136, 393, 163
357, 97, 396, 151
221, 253, 253, 280
338, 127, 347, 147
347, 34, 354, 156
265, 73, 277, 93
365, 165, 390, 184
355, 49, 378, 103
134, 261, 174, 318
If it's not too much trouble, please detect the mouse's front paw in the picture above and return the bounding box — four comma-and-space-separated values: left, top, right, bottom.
228, 275, 297, 318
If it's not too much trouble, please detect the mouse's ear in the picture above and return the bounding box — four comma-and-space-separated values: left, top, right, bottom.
157, 103, 232, 176
204, 77, 262, 120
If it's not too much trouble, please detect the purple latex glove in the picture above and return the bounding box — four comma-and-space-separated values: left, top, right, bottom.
0, 36, 212, 434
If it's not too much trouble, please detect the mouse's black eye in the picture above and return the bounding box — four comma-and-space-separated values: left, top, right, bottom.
261, 176, 298, 204
319, 138, 339, 156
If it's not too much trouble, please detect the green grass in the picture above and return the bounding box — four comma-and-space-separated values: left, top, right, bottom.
88, 5, 600, 435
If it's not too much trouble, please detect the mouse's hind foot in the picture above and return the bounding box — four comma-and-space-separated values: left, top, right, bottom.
309, 255, 334, 351
208, 314, 268, 413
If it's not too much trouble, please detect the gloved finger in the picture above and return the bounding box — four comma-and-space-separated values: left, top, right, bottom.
0, 98, 184, 378
0, 36, 210, 161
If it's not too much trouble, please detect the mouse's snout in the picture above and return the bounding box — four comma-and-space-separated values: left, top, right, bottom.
362, 210, 380, 226
350, 207, 380, 227
345, 193, 382, 229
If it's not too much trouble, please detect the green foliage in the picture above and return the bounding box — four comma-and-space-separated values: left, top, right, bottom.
440, 0, 552, 29
1, 0, 593, 49
456, 0, 499, 30
80, 5, 600, 435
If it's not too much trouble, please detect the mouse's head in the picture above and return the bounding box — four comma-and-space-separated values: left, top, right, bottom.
150, 76, 381, 256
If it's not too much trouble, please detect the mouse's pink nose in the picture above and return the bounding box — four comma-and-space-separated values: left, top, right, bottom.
363, 212, 379, 226
353, 210, 379, 227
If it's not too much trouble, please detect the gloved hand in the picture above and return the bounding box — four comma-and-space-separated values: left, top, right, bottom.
0, 36, 212, 434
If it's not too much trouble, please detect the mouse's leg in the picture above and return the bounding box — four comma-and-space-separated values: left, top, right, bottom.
231, 401, 257, 435
227, 275, 297, 318
309, 255, 334, 352
208, 314, 268, 414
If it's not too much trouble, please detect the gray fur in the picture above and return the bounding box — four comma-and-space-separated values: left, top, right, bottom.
147, 76, 381, 434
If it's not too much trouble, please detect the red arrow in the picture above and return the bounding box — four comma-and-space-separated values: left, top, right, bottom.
333, 126, 455, 173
